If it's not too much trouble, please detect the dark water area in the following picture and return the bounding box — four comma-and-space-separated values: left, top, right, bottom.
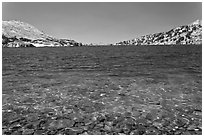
2, 45, 202, 90
2, 45, 202, 135
2, 45, 202, 79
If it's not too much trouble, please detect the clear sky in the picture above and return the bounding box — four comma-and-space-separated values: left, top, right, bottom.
2, 2, 202, 44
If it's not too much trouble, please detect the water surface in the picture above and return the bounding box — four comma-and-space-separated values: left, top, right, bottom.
2, 45, 202, 135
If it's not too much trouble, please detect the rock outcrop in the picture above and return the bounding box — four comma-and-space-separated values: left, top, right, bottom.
2, 20, 82, 47
115, 20, 202, 45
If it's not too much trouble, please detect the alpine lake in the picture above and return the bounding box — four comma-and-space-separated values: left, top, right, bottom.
2, 45, 202, 135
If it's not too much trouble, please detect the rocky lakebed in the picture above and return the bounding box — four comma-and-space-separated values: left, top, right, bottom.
2, 72, 202, 135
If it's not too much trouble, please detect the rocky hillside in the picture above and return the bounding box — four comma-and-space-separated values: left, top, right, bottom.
116, 20, 202, 45
2, 20, 82, 47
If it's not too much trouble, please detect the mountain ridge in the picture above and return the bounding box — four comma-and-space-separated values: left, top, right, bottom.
2, 20, 52, 40
2, 20, 202, 47
2, 20, 82, 47
115, 20, 202, 45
